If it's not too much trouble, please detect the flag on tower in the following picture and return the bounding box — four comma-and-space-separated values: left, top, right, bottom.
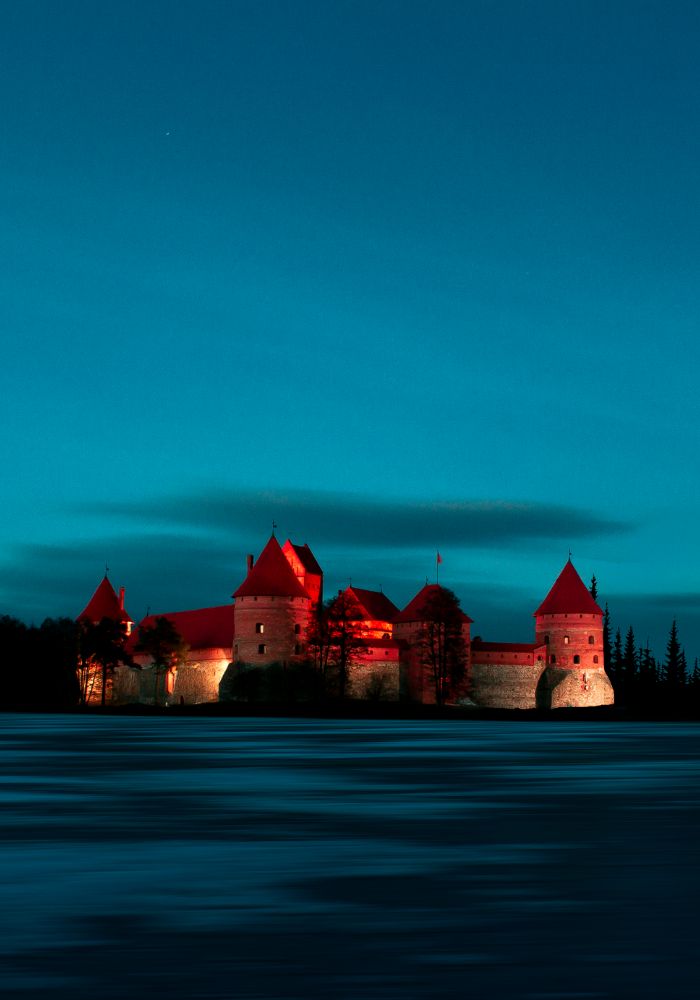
436, 552, 442, 564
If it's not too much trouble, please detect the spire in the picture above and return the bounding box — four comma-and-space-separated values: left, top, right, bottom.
534, 561, 603, 617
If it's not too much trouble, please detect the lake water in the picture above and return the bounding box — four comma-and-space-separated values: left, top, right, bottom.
1, 715, 699, 998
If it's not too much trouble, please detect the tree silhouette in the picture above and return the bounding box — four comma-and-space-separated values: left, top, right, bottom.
413, 587, 469, 706
78, 617, 133, 705
662, 619, 686, 690
135, 617, 188, 706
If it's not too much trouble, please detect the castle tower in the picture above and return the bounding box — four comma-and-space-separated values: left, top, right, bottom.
232, 535, 314, 665
533, 560, 614, 707
77, 575, 134, 634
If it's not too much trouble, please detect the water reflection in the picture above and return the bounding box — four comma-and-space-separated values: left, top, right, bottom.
1, 716, 699, 997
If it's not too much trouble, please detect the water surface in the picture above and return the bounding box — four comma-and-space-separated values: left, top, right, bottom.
1, 716, 698, 998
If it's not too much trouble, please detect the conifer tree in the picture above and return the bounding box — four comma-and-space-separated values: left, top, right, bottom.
611, 627, 623, 689
603, 603, 612, 673
663, 619, 685, 690
691, 658, 700, 688
623, 626, 637, 691
589, 575, 598, 603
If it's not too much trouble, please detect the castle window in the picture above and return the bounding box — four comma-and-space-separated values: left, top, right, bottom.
588, 635, 595, 644
383, 632, 390, 640
255, 623, 264, 634
544, 635, 550, 644
294, 624, 301, 634
258, 644, 266, 654
573, 655, 580, 664
295, 643, 301, 655
593, 655, 599, 664
550, 654, 556, 664
564, 636, 569, 645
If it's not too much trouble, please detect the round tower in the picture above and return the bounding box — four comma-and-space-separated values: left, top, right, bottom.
232, 535, 312, 666
534, 560, 614, 707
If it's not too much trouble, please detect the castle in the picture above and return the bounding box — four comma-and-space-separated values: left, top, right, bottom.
78, 535, 614, 709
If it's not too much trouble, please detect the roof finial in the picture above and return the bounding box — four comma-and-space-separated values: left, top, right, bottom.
568, 548, 572, 562
105, 561, 110, 577
271, 520, 277, 537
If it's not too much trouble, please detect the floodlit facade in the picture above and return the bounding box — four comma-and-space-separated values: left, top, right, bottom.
81, 541, 613, 709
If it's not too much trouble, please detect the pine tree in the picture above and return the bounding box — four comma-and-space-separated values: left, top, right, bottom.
691, 658, 700, 688
603, 603, 612, 673
663, 619, 685, 691
589, 575, 598, 603
611, 627, 623, 689
623, 625, 637, 692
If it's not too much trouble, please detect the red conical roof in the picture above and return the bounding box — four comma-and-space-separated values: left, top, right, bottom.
77, 576, 132, 624
233, 536, 309, 599
394, 584, 473, 624
534, 560, 603, 616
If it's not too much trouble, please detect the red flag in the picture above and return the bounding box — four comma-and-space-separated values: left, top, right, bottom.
436, 552, 442, 564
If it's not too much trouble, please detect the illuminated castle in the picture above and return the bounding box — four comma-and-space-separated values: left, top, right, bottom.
80, 536, 614, 709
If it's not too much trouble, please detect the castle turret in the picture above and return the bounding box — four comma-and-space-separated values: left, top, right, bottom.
77, 575, 134, 635
533, 560, 614, 707
232, 535, 314, 665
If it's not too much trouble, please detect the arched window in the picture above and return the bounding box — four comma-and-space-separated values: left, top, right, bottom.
564, 636, 569, 645
255, 622, 264, 634
294, 624, 301, 634
593, 655, 599, 664
544, 634, 550, 645
258, 643, 266, 654
550, 654, 556, 664
588, 635, 595, 644
573, 655, 580, 664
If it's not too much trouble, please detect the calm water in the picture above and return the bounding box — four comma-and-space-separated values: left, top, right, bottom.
1, 716, 699, 999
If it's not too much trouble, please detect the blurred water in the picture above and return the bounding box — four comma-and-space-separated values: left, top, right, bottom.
1, 716, 699, 998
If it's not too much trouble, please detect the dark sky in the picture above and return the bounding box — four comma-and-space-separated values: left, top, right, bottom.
1, 1, 699, 658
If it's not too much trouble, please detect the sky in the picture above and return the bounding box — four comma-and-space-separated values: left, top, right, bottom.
1, 0, 699, 660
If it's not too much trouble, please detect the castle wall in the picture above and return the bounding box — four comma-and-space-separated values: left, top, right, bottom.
234, 594, 311, 665
347, 660, 400, 701
471, 644, 547, 708
537, 666, 615, 709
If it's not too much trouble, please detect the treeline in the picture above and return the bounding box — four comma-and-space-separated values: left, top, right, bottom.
0, 616, 80, 709
593, 576, 698, 712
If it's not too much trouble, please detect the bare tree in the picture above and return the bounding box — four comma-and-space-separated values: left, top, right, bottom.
413, 587, 469, 706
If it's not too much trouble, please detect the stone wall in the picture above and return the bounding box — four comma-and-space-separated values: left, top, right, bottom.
536, 666, 615, 708
347, 660, 400, 701
471, 660, 547, 709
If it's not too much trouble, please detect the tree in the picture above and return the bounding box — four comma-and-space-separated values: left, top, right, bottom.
135, 617, 188, 706
306, 592, 364, 699
414, 587, 469, 706
610, 627, 623, 690
662, 619, 686, 691
78, 617, 133, 706
622, 625, 637, 693
603, 603, 612, 674
589, 575, 598, 603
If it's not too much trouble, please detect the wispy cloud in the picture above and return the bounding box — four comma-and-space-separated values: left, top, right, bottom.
81, 487, 633, 549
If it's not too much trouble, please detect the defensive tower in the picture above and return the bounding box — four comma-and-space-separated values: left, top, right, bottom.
533, 560, 614, 707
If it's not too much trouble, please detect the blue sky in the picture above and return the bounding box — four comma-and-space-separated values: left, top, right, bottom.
1, 1, 699, 659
